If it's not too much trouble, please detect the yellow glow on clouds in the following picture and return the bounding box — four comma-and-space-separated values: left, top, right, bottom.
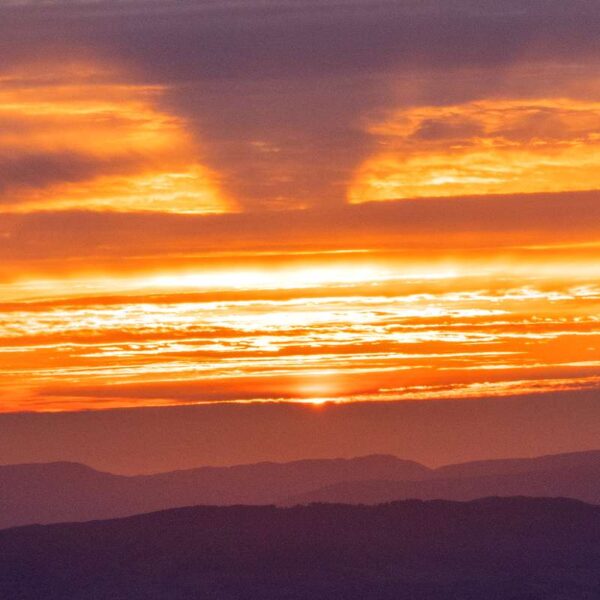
349, 98, 600, 202
0, 64, 232, 214
1, 257, 599, 412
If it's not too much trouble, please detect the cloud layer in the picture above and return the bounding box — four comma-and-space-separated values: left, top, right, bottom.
1, 0, 599, 414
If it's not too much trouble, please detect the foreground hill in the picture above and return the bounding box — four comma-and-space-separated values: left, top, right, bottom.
1, 497, 599, 599
1, 450, 599, 529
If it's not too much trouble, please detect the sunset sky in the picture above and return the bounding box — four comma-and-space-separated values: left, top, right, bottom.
1, 0, 599, 470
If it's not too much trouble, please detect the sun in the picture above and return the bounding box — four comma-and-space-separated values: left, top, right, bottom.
305, 397, 330, 406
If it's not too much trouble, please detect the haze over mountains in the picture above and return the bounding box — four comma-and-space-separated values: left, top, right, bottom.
2, 450, 599, 530
2, 497, 599, 599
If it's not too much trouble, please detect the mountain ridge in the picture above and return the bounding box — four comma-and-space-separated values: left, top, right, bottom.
1, 449, 599, 530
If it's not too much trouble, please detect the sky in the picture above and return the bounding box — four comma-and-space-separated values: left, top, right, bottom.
0, 0, 599, 470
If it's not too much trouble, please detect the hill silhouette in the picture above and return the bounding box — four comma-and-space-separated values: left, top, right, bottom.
1, 497, 599, 599
283, 462, 600, 506
0, 454, 427, 529
1, 450, 599, 529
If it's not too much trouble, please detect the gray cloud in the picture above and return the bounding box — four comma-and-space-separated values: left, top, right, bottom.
2, 1, 598, 81
0, 151, 145, 199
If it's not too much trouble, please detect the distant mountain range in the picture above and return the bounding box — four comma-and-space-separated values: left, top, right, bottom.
283, 451, 600, 506
1, 450, 599, 529
2, 497, 599, 599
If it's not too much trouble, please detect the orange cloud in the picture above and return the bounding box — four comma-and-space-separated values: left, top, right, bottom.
0, 64, 233, 214
349, 98, 600, 203
1, 257, 599, 413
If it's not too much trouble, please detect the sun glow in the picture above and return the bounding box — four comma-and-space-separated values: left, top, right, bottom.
1, 254, 599, 412
147, 265, 395, 292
